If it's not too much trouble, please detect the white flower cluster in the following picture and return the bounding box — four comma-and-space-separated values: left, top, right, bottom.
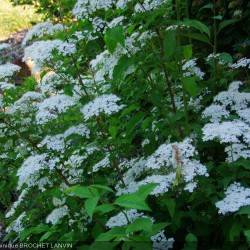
0, 81, 15, 91
0, 63, 21, 80
5, 189, 29, 218
39, 71, 63, 94
0, 43, 10, 51
81, 94, 124, 120
106, 209, 145, 228
90, 31, 154, 79
23, 40, 76, 73
40, 124, 90, 152
216, 182, 250, 214
202, 81, 250, 162
182, 59, 205, 80
206, 53, 230, 65
92, 155, 110, 172
36, 94, 76, 124
46, 205, 69, 225
17, 154, 58, 189
72, 0, 116, 19
7, 91, 44, 115
134, 0, 167, 13
6, 212, 26, 234
22, 22, 65, 46
151, 231, 174, 250
230, 58, 250, 69
117, 139, 208, 196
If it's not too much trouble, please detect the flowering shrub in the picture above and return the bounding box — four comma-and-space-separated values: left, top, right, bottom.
1, 0, 250, 249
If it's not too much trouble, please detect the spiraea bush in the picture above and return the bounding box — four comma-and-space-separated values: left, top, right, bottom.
0, 0, 250, 249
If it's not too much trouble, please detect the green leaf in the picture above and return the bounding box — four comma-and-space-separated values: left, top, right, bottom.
229, 223, 241, 241
135, 183, 158, 199
212, 15, 223, 20
149, 222, 170, 236
183, 233, 198, 250
165, 199, 176, 218
164, 30, 176, 58
199, 3, 213, 12
40, 228, 57, 242
126, 218, 153, 233
90, 184, 114, 193
104, 26, 125, 53
186, 233, 198, 242
237, 205, 250, 215
65, 185, 93, 198
113, 56, 135, 81
94, 204, 115, 214
183, 77, 198, 96
20, 224, 49, 241
182, 19, 210, 37
85, 196, 99, 218
114, 184, 157, 211
183, 45, 193, 60
109, 126, 118, 139
244, 230, 250, 241
182, 33, 211, 45
218, 19, 239, 34
115, 195, 151, 211
96, 227, 126, 241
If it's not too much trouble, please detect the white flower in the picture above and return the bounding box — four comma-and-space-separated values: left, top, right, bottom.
216, 182, 250, 214
117, 139, 208, 196
0, 43, 10, 51
151, 231, 174, 250
23, 40, 76, 73
0, 63, 21, 80
134, 0, 167, 13
46, 206, 68, 225
36, 94, 76, 124
202, 121, 249, 143
81, 94, 124, 120
92, 155, 110, 173
107, 16, 125, 29
22, 22, 65, 46
64, 124, 90, 138
116, 0, 130, 9
145, 138, 196, 169
182, 59, 205, 79
225, 144, 250, 163
202, 104, 230, 122
106, 209, 145, 228
73, 0, 116, 19
40, 134, 65, 152
5, 189, 29, 218
17, 154, 57, 189
6, 212, 26, 234
7, 91, 44, 114
230, 58, 250, 69
0, 81, 15, 91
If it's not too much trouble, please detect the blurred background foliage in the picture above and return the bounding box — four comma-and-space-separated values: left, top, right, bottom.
0, 0, 41, 40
